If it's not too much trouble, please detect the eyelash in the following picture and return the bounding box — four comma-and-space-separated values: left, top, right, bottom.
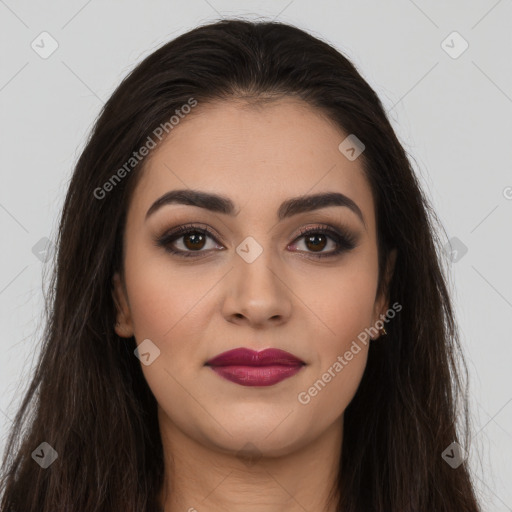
155, 223, 358, 259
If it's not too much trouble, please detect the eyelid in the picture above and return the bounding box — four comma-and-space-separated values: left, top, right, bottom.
293, 223, 356, 241
162, 223, 224, 243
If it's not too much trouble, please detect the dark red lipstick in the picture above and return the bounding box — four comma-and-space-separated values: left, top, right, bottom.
205, 347, 305, 387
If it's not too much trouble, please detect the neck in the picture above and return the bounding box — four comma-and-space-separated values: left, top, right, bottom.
157, 408, 343, 512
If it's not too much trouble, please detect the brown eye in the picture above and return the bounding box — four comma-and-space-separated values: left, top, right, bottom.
303, 232, 328, 252
182, 231, 207, 251
289, 225, 358, 259
156, 224, 222, 258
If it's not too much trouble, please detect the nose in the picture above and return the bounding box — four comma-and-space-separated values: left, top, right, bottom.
221, 250, 293, 328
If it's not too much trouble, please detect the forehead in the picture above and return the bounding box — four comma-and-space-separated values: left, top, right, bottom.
128, 98, 375, 228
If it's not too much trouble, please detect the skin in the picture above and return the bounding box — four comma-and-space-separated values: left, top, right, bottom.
112, 98, 395, 512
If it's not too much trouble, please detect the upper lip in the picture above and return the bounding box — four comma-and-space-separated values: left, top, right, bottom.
205, 348, 305, 367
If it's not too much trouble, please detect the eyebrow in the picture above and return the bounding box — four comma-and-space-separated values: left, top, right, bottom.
145, 189, 366, 227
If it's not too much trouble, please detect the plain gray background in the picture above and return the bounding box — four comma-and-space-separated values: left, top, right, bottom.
1, 0, 511, 509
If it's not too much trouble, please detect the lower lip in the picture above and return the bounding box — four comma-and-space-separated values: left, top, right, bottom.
208, 364, 304, 386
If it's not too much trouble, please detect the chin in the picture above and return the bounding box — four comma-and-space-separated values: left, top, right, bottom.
202, 420, 307, 458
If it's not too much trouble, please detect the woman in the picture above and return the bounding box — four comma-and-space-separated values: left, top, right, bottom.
0, 18, 481, 512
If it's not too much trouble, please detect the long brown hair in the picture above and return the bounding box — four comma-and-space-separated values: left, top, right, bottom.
0, 18, 481, 511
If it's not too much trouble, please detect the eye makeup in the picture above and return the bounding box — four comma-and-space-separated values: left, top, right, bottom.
154, 221, 359, 260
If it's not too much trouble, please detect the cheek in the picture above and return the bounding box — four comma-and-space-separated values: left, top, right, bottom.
295, 255, 377, 412
122, 245, 230, 423
124, 240, 214, 342
305, 253, 379, 347
122, 249, 218, 418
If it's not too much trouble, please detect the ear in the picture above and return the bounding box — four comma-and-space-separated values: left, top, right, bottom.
112, 271, 134, 338
373, 248, 397, 324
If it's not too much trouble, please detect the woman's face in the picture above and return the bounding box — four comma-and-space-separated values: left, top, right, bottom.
113, 98, 391, 457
